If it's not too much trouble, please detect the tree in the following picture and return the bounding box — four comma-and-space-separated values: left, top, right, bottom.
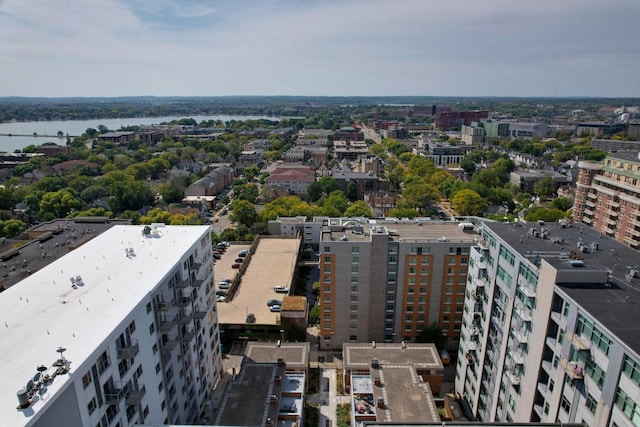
108, 180, 154, 213
402, 182, 440, 212
387, 207, 419, 219
308, 176, 338, 201
346, 181, 358, 202
460, 157, 476, 176
39, 189, 83, 221
231, 199, 257, 227
416, 322, 448, 351
140, 208, 172, 224
551, 197, 574, 212
233, 183, 259, 204
524, 206, 567, 222
451, 189, 488, 216
533, 177, 556, 198
344, 201, 372, 217
0, 219, 27, 237
243, 165, 260, 181
321, 191, 349, 216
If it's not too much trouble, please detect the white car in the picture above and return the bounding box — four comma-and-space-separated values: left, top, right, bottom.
269, 304, 281, 312
273, 285, 289, 293
216, 295, 226, 303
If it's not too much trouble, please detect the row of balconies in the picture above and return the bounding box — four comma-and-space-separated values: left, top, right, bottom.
104, 383, 147, 406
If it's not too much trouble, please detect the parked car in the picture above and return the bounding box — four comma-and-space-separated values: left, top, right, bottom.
216, 290, 227, 296
231, 263, 241, 269
212, 253, 221, 259
269, 305, 281, 312
216, 295, 226, 302
238, 249, 248, 257
273, 285, 289, 293
267, 299, 282, 307
235, 257, 244, 263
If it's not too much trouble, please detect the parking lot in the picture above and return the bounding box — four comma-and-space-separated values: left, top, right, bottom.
216, 238, 300, 325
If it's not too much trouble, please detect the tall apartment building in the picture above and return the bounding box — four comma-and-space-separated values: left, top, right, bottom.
318, 218, 477, 350
2, 225, 222, 427
435, 110, 489, 131
456, 219, 640, 426
573, 151, 640, 251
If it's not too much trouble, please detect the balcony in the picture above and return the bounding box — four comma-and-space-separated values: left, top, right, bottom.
190, 261, 203, 272
178, 295, 192, 307
518, 281, 536, 298
586, 192, 598, 199
567, 333, 590, 351
585, 200, 596, 208
582, 216, 593, 224
515, 304, 532, 322
512, 350, 525, 365
125, 384, 146, 406
194, 309, 207, 320
161, 336, 179, 352
181, 329, 196, 342
560, 358, 584, 380
104, 388, 124, 405
159, 317, 177, 332
176, 278, 190, 289
191, 278, 204, 288
505, 369, 521, 385
117, 340, 140, 360
514, 329, 528, 343
157, 300, 174, 311
180, 312, 193, 325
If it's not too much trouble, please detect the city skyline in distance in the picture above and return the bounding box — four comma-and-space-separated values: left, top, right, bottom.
1, 0, 639, 98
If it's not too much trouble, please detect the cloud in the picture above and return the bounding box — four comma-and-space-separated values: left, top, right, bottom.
0, 0, 638, 97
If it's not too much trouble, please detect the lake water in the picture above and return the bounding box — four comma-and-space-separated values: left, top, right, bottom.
0, 114, 281, 152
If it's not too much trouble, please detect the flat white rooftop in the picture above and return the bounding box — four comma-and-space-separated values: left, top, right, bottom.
0, 225, 210, 426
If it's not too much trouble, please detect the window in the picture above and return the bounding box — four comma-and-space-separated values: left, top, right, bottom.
352, 257, 359, 264
128, 321, 136, 334
87, 397, 97, 415
146, 302, 152, 314
152, 343, 158, 354
623, 355, 640, 387
82, 371, 92, 388
351, 247, 359, 254
497, 265, 512, 287
324, 256, 332, 263
97, 350, 110, 375
586, 392, 597, 414
323, 247, 331, 253
576, 314, 612, 356
149, 323, 155, 335
349, 335, 357, 341
561, 396, 571, 413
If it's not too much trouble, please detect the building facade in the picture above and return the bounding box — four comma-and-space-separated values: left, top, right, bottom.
573, 152, 640, 251
456, 219, 640, 427
318, 218, 476, 350
2, 225, 222, 427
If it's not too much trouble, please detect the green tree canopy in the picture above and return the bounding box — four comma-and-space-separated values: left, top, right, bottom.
39, 189, 83, 221
231, 199, 257, 227
451, 189, 488, 216
344, 200, 372, 217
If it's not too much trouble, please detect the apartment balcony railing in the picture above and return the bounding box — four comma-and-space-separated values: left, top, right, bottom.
104, 388, 124, 405
125, 384, 146, 406
117, 340, 140, 360
159, 317, 177, 332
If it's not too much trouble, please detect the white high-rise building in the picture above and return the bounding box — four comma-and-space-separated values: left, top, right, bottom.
1, 224, 222, 427
457, 219, 640, 426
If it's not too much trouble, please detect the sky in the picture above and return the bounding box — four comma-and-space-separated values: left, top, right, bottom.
1, 0, 639, 98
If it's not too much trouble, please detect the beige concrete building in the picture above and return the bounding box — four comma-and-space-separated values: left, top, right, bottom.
318, 218, 477, 350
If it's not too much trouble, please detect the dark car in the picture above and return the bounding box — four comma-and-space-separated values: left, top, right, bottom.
231, 263, 241, 269
235, 257, 244, 263
267, 299, 282, 307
